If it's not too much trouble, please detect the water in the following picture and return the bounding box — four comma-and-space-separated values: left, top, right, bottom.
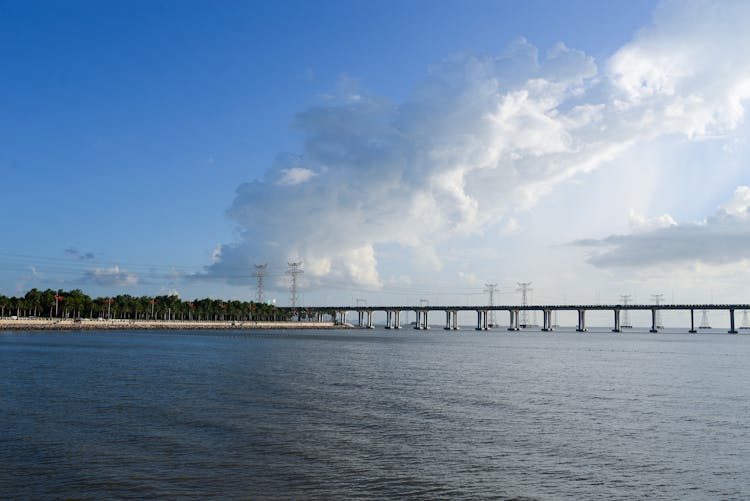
2, 328, 749, 499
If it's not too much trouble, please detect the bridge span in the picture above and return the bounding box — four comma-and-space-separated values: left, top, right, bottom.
306, 304, 750, 333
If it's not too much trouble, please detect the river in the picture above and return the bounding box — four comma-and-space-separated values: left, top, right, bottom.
2, 328, 748, 499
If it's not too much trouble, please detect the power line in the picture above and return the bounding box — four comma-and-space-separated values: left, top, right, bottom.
484, 283, 498, 326
651, 294, 664, 328
517, 282, 532, 327
286, 261, 303, 309
620, 294, 632, 328
254, 264, 267, 303
700, 309, 711, 328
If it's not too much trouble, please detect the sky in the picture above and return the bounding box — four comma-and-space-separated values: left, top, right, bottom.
2, 0, 750, 312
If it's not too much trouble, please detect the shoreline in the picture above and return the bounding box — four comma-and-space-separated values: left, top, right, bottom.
0, 318, 352, 331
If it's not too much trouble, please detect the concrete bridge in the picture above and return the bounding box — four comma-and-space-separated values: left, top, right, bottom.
306, 304, 750, 333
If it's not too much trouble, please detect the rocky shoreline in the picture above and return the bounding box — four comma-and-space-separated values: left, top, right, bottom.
0, 318, 352, 331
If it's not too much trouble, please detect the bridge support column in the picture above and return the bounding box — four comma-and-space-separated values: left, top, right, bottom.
385, 311, 392, 329
445, 311, 452, 330
612, 309, 621, 333
576, 309, 587, 332
476, 310, 486, 331
650, 309, 658, 333
452, 311, 459, 330
507, 310, 515, 331
729, 309, 738, 334
415, 310, 429, 330
394, 310, 401, 329
689, 309, 696, 333
542, 310, 553, 331
357, 311, 364, 328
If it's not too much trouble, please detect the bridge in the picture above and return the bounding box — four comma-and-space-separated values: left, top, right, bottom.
305, 304, 750, 333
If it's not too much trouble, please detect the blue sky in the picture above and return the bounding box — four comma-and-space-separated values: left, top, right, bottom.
3, 0, 750, 310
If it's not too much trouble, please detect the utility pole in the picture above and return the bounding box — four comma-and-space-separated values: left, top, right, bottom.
254, 264, 267, 303
484, 283, 498, 327
620, 294, 632, 328
517, 282, 532, 327
286, 261, 303, 311
651, 293, 664, 328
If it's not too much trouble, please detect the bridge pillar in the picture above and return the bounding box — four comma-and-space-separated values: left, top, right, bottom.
357, 311, 364, 328
385, 310, 391, 329
445, 311, 452, 330
368, 310, 374, 329
612, 309, 621, 333
689, 309, 696, 333
542, 310, 553, 331
650, 309, 658, 333
476, 310, 485, 331
394, 310, 401, 329
453, 311, 459, 330
576, 309, 587, 332
414, 310, 429, 330
729, 309, 738, 334
549, 310, 554, 331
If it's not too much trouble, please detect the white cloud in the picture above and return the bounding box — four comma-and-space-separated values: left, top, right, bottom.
628, 209, 677, 233
277, 167, 317, 185
576, 186, 750, 269
720, 185, 750, 217
84, 266, 139, 286
201, 0, 750, 297
210, 244, 222, 263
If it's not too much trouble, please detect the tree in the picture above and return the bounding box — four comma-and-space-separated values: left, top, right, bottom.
0, 294, 9, 318
24, 288, 42, 317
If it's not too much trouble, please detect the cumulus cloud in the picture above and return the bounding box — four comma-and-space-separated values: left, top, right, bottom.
83, 266, 139, 286
628, 209, 677, 233
576, 186, 750, 268
277, 167, 317, 185
203, 0, 750, 290
720, 185, 750, 217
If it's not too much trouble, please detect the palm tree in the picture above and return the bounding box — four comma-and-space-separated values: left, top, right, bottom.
24, 288, 42, 317
0, 295, 9, 318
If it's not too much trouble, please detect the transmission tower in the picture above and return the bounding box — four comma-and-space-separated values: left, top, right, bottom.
254, 264, 267, 303
620, 294, 633, 328
700, 309, 711, 329
484, 283, 498, 326
286, 262, 303, 309
651, 294, 664, 328
517, 282, 532, 327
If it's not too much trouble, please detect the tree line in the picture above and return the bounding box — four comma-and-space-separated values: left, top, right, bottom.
0, 288, 337, 322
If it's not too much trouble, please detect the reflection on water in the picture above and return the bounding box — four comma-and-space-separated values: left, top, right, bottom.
2, 328, 749, 499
